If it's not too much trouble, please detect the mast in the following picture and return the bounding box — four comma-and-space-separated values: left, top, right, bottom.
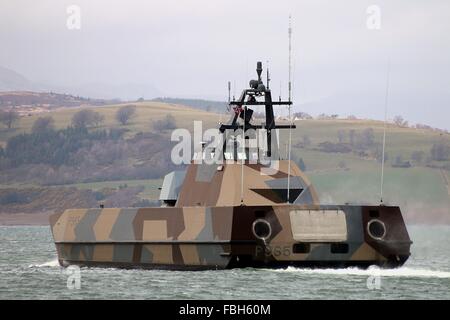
287, 15, 293, 203
220, 61, 296, 202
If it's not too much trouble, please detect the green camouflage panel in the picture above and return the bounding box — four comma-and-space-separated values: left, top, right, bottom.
175, 160, 319, 207
50, 60, 412, 269
51, 206, 234, 269
50, 203, 411, 269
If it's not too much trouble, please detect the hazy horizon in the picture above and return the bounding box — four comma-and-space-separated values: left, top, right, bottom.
1, 0, 449, 129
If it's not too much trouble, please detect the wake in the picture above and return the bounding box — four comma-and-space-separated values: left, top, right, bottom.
275, 266, 450, 279
28, 259, 60, 268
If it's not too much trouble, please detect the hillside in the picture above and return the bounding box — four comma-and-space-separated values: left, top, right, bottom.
0, 91, 118, 113
0, 67, 35, 92
0, 100, 449, 225
0, 66, 162, 100
0, 100, 224, 144
152, 97, 228, 113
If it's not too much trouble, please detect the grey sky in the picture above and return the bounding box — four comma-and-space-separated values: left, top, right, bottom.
1, 0, 449, 129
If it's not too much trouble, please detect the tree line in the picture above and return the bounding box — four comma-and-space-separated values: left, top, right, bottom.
297, 128, 450, 170
0, 104, 139, 132
2, 125, 126, 167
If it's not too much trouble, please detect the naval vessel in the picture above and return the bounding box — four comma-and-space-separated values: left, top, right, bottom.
50, 62, 411, 269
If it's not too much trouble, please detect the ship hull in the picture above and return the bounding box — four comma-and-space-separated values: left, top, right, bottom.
50, 205, 411, 270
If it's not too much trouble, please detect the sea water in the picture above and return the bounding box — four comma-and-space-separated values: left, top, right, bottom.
0, 225, 449, 299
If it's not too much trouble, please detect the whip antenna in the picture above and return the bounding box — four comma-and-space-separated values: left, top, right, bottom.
380, 59, 391, 205
287, 15, 293, 203
288, 15, 292, 102
241, 107, 246, 204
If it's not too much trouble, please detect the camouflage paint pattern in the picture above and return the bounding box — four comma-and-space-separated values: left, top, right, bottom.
50, 201, 411, 269
176, 161, 319, 207
49, 60, 412, 269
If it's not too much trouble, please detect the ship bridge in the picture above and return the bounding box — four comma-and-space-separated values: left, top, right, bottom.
160, 62, 319, 207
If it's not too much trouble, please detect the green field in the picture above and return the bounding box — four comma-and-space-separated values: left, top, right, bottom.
1, 101, 449, 222
309, 167, 448, 206
283, 119, 448, 167
3, 101, 448, 161
64, 179, 163, 200
0, 101, 226, 145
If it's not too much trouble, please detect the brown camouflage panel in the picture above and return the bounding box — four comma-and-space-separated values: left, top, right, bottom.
176, 160, 319, 207
50, 203, 411, 269
50, 158, 410, 269
228, 204, 411, 268
50, 206, 233, 269
49, 60, 412, 269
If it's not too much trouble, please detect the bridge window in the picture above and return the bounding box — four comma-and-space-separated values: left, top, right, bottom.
224, 152, 234, 160
237, 152, 247, 160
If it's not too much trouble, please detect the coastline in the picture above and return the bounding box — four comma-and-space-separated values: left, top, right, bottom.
0, 212, 52, 226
